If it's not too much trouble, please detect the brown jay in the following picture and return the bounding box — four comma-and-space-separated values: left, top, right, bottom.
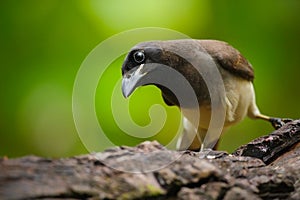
121, 39, 290, 151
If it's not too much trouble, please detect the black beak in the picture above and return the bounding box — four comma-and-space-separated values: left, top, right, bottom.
122, 64, 157, 98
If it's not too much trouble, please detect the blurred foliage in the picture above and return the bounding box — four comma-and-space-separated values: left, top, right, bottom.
0, 0, 299, 157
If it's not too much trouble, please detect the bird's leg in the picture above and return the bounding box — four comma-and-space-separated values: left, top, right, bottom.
248, 94, 293, 130
176, 119, 210, 152
176, 117, 201, 151
255, 113, 293, 130
192, 128, 219, 151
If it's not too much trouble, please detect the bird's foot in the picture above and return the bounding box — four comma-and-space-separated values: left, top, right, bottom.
198, 148, 213, 159
269, 118, 293, 129
198, 148, 227, 159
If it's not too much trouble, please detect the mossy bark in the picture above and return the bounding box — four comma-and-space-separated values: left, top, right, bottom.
1, 120, 300, 200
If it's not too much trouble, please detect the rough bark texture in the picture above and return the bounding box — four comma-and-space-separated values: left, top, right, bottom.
1, 120, 300, 200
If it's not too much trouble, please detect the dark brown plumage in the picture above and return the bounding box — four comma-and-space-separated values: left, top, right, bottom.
198, 40, 254, 81
121, 39, 290, 151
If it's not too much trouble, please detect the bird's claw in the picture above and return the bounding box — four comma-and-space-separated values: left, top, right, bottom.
269, 118, 293, 130
198, 148, 227, 159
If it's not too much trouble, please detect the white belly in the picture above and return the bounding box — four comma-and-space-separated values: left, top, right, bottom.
177, 68, 260, 150
181, 73, 256, 130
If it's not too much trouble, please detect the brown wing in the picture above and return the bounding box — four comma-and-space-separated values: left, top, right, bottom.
199, 40, 254, 81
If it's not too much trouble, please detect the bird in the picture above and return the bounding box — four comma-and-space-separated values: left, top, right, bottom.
121, 39, 290, 151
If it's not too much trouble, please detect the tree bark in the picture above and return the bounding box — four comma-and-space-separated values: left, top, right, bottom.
1, 120, 300, 200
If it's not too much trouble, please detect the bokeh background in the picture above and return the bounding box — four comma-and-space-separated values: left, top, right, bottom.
1, 0, 299, 157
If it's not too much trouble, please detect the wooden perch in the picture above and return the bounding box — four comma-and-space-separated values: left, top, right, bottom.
1, 120, 300, 200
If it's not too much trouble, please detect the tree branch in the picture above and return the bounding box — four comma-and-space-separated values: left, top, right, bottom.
1, 120, 300, 199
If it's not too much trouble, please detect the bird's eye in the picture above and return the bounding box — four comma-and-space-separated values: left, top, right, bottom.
133, 51, 145, 63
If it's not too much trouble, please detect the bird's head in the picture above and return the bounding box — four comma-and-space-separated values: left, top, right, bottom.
121, 40, 206, 107
121, 41, 164, 98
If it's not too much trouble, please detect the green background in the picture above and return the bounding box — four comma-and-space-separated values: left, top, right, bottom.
1, 0, 299, 157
